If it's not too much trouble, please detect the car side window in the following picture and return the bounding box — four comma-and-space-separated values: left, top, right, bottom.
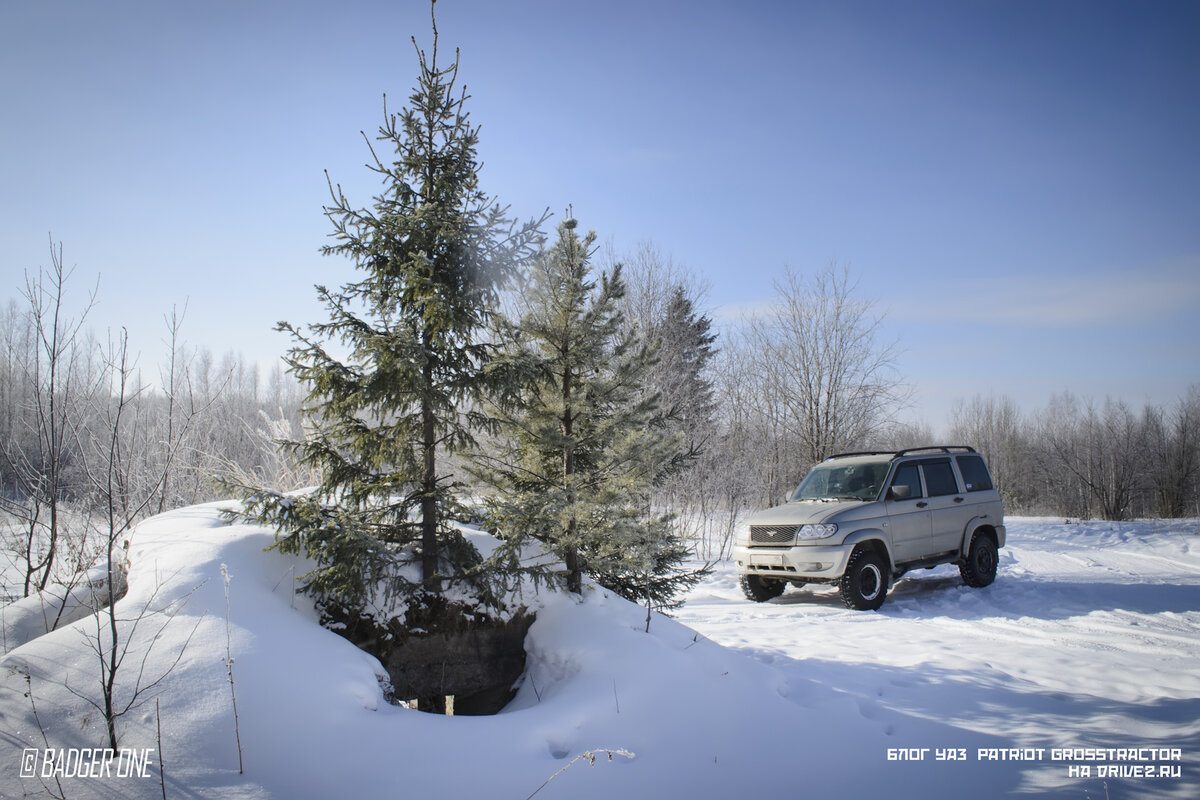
921, 460, 959, 496
890, 464, 922, 499
955, 454, 994, 491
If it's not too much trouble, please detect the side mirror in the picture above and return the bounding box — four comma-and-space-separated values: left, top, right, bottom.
889, 485, 912, 500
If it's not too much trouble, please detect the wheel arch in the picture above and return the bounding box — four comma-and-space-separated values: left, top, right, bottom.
841, 530, 893, 571
959, 520, 999, 557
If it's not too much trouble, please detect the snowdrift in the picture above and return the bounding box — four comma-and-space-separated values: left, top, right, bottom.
1, 506, 1197, 799
0, 503, 885, 799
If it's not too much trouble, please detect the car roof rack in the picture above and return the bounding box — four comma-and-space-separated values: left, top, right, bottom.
824, 450, 897, 460
824, 445, 977, 461
894, 445, 977, 457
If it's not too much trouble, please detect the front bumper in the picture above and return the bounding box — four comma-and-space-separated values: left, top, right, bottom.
732, 542, 853, 582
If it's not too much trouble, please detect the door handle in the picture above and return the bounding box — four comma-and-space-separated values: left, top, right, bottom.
916, 501, 928, 508
953, 496, 964, 503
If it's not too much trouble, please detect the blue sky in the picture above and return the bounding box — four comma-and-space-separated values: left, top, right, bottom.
2, 0, 1197, 428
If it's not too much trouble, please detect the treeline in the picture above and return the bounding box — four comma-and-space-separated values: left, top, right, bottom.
0, 247, 306, 597
950, 390, 1200, 521
4, 243, 1197, 600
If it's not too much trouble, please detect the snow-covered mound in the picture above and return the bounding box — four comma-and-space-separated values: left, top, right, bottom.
1, 509, 1197, 799
0, 503, 872, 799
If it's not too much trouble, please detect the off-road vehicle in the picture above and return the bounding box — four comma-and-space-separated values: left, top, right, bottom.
732, 446, 1005, 610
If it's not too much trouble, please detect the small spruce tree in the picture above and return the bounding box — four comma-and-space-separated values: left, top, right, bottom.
478, 215, 707, 609
233, 6, 543, 627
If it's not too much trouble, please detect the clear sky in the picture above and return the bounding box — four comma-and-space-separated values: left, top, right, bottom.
2, 0, 1198, 428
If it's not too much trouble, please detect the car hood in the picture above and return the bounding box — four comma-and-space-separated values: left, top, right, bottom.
744, 499, 865, 527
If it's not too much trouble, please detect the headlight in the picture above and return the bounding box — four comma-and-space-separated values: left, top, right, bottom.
797, 523, 838, 539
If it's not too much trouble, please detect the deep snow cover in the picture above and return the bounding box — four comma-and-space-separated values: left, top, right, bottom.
1, 506, 1197, 799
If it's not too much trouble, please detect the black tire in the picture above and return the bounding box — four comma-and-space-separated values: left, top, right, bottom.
960, 532, 998, 588
839, 548, 889, 611
740, 574, 786, 602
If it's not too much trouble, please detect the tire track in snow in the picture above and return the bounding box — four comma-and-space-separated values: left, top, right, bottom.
676, 518, 1200, 799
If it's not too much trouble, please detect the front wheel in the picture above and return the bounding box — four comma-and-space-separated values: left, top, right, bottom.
960, 532, 998, 587
740, 574, 786, 602
840, 548, 889, 611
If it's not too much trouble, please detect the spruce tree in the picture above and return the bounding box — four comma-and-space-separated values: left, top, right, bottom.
478, 215, 707, 609
650, 285, 717, 453
233, 7, 542, 625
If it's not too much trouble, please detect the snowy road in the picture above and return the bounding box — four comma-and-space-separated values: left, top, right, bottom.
675, 517, 1200, 798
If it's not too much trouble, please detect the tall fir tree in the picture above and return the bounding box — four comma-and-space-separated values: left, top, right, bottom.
233, 6, 543, 624
478, 215, 707, 610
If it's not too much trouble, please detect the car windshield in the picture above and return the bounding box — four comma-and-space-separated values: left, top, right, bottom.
790, 460, 891, 501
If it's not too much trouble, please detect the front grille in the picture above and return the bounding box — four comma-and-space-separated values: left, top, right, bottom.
750, 525, 798, 545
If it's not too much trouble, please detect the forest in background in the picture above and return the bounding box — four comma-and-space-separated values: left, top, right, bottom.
2, 237, 1196, 606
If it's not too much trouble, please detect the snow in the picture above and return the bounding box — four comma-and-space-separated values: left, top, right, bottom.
2, 507, 1197, 799
677, 517, 1200, 798
1, 562, 125, 654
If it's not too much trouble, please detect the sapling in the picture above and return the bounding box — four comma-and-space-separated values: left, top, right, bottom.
525, 748, 635, 800
19, 666, 66, 800
221, 563, 244, 774
156, 697, 167, 800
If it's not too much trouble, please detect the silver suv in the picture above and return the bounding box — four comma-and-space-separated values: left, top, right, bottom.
733, 447, 1005, 610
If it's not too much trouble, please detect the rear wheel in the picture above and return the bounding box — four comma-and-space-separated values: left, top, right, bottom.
960, 532, 998, 587
740, 574, 786, 602
840, 548, 889, 611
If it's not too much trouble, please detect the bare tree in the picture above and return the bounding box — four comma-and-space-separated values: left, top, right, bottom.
950, 393, 1030, 511
745, 265, 910, 474
1037, 394, 1147, 521
0, 238, 99, 595
1142, 386, 1200, 517
0, 298, 25, 482
606, 239, 710, 335
667, 264, 913, 554
71, 328, 203, 749
156, 302, 194, 513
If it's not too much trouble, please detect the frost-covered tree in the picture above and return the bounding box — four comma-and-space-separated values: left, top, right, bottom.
739, 265, 910, 496
233, 9, 542, 623
477, 216, 706, 608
